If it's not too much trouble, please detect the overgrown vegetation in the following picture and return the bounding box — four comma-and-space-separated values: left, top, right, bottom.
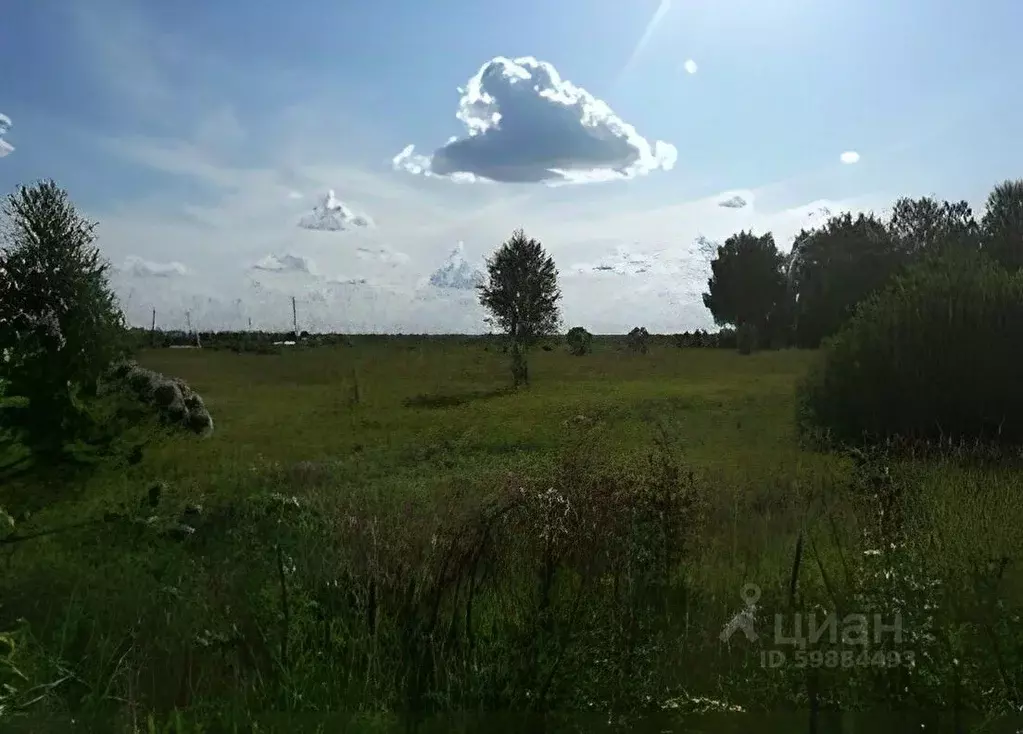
2, 179, 1023, 732
798, 249, 1023, 448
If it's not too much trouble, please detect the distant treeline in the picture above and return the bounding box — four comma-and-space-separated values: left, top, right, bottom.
124, 327, 738, 353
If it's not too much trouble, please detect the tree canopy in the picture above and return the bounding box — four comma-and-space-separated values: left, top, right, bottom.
980, 179, 1023, 272
0, 180, 125, 456
702, 231, 788, 349
478, 229, 561, 386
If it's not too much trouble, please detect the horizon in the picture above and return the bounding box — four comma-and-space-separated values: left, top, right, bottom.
2, 0, 1022, 334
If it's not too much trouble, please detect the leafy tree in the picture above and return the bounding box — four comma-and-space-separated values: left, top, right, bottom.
0, 180, 126, 459
788, 212, 900, 348
798, 248, 1023, 447
702, 231, 787, 351
626, 326, 650, 354
887, 196, 980, 259
566, 326, 593, 356
980, 179, 1023, 272
478, 229, 561, 387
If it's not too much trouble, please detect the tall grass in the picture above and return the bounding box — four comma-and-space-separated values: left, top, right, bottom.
1, 344, 1021, 732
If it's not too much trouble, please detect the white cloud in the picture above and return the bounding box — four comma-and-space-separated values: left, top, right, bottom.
251, 253, 318, 275
297, 189, 373, 232
717, 194, 747, 209
393, 56, 677, 185
840, 151, 861, 164
683, 59, 698, 75
428, 242, 486, 290
120, 255, 188, 277
0, 113, 14, 158
287, 190, 303, 200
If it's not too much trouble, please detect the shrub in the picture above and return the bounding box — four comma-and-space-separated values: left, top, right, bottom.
565, 326, 593, 356
798, 250, 1023, 447
626, 326, 650, 354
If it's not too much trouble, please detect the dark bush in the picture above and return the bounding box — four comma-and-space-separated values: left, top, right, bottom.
626, 326, 650, 354
798, 250, 1023, 447
566, 326, 593, 356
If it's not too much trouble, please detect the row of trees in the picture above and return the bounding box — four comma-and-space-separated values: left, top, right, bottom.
703, 180, 1023, 349
6, 176, 1022, 455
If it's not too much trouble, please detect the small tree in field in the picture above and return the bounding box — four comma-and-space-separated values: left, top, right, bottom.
478, 229, 561, 387
0, 180, 126, 459
566, 326, 593, 356
627, 326, 650, 354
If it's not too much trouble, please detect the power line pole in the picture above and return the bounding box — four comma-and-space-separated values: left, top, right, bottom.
292, 296, 298, 338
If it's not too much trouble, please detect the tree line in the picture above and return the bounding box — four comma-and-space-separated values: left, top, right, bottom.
4, 178, 1023, 464
702, 179, 1023, 351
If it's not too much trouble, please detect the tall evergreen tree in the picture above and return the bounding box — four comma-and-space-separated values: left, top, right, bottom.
0, 180, 125, 458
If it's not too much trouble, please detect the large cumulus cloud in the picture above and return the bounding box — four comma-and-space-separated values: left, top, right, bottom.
392, 56, 677, 185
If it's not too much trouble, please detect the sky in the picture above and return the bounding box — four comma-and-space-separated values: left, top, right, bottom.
1, 0, 1021, 334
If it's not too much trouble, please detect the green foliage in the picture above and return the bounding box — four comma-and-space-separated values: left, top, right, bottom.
565, 326, 592, 356
4, 343, 1023, 729
626, 326, 650, 354
798, 250, 1023, 446
703, 231, 788, 340
0, 181, 126, 458
478, 229, 562, 386
887, 196, 980, 258
789, 211, 901, 348
980, 178, 1023, 272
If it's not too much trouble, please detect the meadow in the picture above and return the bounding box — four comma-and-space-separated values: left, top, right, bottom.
2, 338, 1022, 732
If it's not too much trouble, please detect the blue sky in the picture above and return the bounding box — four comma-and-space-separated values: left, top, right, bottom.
1, 0, 1021, 333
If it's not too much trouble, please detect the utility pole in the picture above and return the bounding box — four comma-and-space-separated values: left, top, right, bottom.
186, 310, 201, 347
292, 296, 298, 339
150, 308, 156, 346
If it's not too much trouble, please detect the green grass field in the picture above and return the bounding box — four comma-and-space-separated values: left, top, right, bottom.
3, 340, 1022, 732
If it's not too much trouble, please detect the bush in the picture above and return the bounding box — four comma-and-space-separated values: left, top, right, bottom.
798, 251, 1023, 447
626, 326, 650, 354
565, 326, 593, 356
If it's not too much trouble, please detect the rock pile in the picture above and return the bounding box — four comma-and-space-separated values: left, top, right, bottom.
107, 361, 214, 436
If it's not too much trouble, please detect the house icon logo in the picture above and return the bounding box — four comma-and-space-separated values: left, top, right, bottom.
720, 583, 761, 643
